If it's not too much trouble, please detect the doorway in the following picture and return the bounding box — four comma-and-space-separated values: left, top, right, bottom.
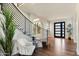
54, 22, 65, 38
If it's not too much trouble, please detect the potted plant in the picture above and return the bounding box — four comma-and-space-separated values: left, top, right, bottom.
67, 24, 72, 40
0, 9, 15, 56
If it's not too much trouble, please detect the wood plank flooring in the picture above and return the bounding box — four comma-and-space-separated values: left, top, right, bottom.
33, 37, 77, 56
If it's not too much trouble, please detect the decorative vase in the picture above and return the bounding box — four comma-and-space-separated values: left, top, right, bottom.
68, 37, 71, 40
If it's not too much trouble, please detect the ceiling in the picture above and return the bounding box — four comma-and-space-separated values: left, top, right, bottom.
18, 3, 76, 21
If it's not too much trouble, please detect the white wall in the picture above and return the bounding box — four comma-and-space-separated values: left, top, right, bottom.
76, 4, 79, 55
50, 16, 76, 41
18, 3, 77, 44
41, 21, 49, 30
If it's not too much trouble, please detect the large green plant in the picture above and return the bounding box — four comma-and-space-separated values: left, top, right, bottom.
0, 9, 15, 55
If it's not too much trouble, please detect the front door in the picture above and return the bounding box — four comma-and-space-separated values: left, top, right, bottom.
54, 22, 65, 38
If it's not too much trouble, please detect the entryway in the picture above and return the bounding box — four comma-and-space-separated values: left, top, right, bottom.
54, 22, 65, 38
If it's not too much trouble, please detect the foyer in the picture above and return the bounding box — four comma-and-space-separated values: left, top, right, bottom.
0, 3, 79, 56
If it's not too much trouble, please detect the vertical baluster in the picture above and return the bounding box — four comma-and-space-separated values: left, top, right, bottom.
24, 18, 26, 34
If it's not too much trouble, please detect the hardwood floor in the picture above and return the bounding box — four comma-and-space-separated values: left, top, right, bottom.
33, 37, 77, 56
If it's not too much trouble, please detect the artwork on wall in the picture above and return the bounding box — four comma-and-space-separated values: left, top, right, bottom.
33, 25, 36, 35
37, 23, 41, 34
67, 23, 73, 40
33, 23, 41, 35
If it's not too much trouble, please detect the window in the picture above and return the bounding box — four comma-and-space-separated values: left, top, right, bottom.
54, 22, 65, 38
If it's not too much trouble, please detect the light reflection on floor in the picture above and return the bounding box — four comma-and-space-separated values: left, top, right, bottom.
33, 37, 76, 56
54, 38, 66, 54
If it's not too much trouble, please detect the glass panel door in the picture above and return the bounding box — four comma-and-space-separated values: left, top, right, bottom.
54, 22, 65, 38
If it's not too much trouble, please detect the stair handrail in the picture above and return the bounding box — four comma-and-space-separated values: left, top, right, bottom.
12, 3, 48, 31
